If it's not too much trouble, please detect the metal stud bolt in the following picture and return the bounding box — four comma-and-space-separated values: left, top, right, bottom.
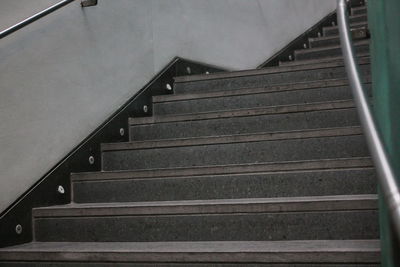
143, 105, 148, 113
303, 43, 307, 49
119, 128, 125, 136
186, 66, 191, 74
288, 55, 293, 61
165, 83, 172, 91
57, 185, 65, 194
15, 224, 22, 235
88, 156, 95, 165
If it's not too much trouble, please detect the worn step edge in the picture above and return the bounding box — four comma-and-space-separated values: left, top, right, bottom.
173, 56, 370, 83
155, 77, 371, 103
33, 194, 378, 218
71, 157, 374, 182
280, 53, 370, 67
103, 126, 363, 152
129, 100, 356, 125
0, 240, 381, 263
294, 39, 369, 56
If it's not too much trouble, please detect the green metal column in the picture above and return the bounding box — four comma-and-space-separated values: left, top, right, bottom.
368, 0, 400, 265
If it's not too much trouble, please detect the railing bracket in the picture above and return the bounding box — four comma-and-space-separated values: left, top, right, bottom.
81, 0, 97, 7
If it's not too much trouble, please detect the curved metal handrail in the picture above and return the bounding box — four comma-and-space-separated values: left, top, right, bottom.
0, 0, 96, 40
337, 0, 400, 236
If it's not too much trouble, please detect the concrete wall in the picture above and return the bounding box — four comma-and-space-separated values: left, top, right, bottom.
0, 0, 59, 30
0, 0, 336, 213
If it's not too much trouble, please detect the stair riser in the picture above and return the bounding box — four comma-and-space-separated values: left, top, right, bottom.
309, 37, 342, 49
352, 7, 367, 15
323, 24, 367, 36
349, 15, 367, 24
295, 44, 369, 61
309, 37, 370, 49
73, 169, 376, 203
0, 263, 381, 267
154, 86, 358, 116
103, 135, 368, 171
34, 210, 378, 242
129, 109, 359, 141
173, 64, 370, 94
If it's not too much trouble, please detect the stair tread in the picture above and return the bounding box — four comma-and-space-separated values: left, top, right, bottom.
308, 34, 357, 42
103, 126, 362, 151
324, 21, 368, 31
352, 6, 367, 12
130, 99, 356, 125
352, 9, 367, 16
155, 77, 372, 102
72, 157, 373, 181
155, 78, 357, 103
0, 240, 380, 263
33, 194, 377, 217
280, 53, 370, 67
295, 39, 369, 55
173, 56, 370, 83
349, 13, 368, 19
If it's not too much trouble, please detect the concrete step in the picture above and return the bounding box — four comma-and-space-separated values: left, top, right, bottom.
309, 35, 343, 49
129, 100, 359, 141
32, 195, 378, 242
173, 57, 370, 94
295, 40, 369, 61
153, 79, 372, 116
323, 21, 368, 36
102, 127, 368, 171
349, 14, 367, 24
72, 165, 376, 203
279, 54, 370, 67
73, 157, 374, 182
0, 240, 380, 265
352, 6, 367, 15
308, 34, 369, 48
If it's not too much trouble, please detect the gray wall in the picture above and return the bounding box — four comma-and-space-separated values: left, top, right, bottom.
0, 0, 336, 213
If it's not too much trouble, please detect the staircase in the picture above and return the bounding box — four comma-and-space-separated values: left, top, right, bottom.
0, 3, 381, 266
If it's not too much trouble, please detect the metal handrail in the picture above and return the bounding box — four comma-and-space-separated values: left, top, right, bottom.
0, 0, 74, 39
337, 0, 400, 236
0, 0, 88, 40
